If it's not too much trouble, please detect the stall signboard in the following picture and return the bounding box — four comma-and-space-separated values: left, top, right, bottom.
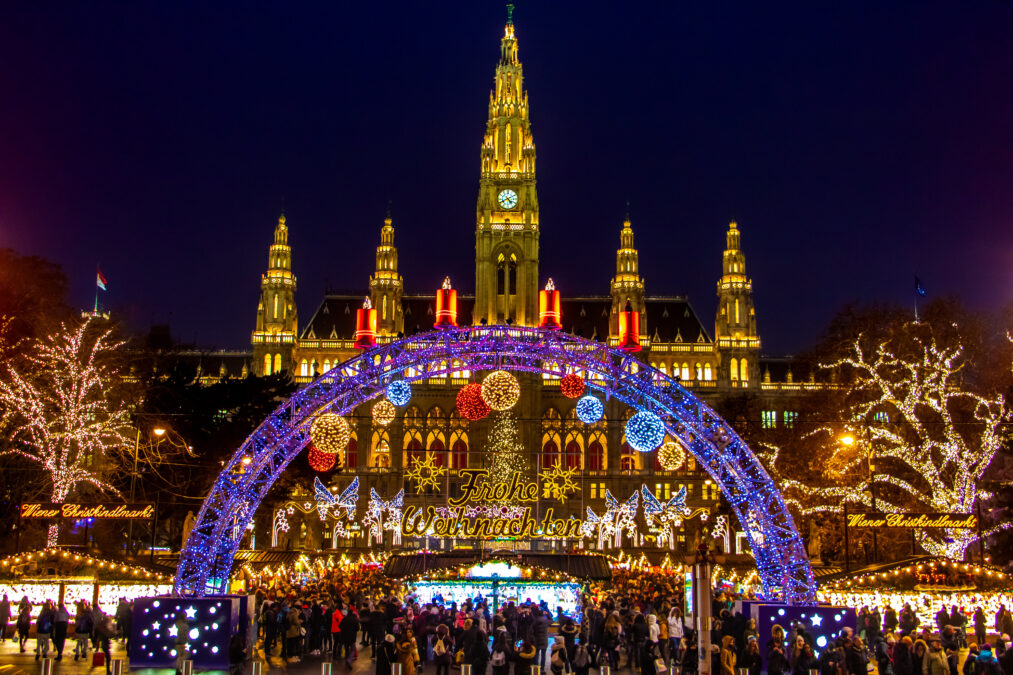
20, 502, 155, 520
845, 512, 977, 529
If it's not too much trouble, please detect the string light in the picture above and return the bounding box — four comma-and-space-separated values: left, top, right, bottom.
385, 381, 412, 407
307, 445, 336, 472
483, 413, 529, 498
658, 441, 686, 470
372, 399, 396, 426
456, 383, 491, 421
481, 370, 521, 411
559, 373, 585, 399
625, 411, 665, 452
310, 413, 350, 456
575, 395, 604, 424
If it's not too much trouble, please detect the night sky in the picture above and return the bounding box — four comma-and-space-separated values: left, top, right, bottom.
2, 2, 1011, 356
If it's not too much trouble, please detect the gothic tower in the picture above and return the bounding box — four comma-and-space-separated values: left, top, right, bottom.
474, 5, 539, 326
715, 221, 759, 387
252, 213, 298, 375
369, 208, 404, 336
609, 210, 647, 341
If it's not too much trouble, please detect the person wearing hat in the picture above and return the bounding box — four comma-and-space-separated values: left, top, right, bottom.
376, 635, 397, 675
739, 635, 762, 675
893, 636, 915, 675
973, 643, 1001, 675
924, 637, 948, 675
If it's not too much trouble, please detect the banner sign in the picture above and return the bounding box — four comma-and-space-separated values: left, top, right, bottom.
845, 512, 977, 529
20, 503, 155, 520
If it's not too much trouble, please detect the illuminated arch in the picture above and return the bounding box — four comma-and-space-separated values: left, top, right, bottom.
177, 326, 815, 602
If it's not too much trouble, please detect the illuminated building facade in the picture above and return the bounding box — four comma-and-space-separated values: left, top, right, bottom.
246, 12, 802, 555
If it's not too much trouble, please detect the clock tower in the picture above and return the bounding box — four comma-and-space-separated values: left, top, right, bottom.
474, 5, 539, 326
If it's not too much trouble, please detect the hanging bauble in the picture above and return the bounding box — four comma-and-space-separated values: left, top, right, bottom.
385, 380, 412, 407
625, 411, 666, 452
481, 370, 521, 411
559, 373, 586, 399
372, 399, 396, 426
310, 413, 350, 455
575, 396, 604, 424
657, 441, 686, 471
456, 383, 491, 421
308, 445, 336, 472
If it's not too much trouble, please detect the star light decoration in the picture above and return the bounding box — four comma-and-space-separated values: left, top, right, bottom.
539, 463, 580, 501
405, 452, 447, 494
481, 370, 521, 411
385, 381, 412, 407
625, 411, 666, 452
310, 413, 350, 457
575, 395, 604, 424
657, 441, 686, 470
456, 382, 491, 421
372, 399, 396, 426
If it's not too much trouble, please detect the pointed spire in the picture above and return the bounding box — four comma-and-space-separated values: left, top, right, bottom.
506, 3, 514, 25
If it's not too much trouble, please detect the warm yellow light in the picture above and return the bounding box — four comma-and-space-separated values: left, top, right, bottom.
241, 457, 251, 465
839, 434, 855, 446
153, 427, 166, 437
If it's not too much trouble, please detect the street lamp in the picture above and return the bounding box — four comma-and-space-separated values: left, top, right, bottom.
128, 424, 168, 556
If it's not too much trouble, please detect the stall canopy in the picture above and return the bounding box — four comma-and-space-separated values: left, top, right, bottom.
384, 551, 612, 581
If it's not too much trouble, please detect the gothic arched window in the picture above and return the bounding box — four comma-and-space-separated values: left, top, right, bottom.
730, 358, 739, 381
273, 353, 282, 373
264, 353, 273, 375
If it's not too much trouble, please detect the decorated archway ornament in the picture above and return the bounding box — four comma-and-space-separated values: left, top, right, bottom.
176, 326, 816, 603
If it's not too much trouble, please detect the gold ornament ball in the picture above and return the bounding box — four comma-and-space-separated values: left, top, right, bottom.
658, 441, 686, 471
481, 370, 521, 411
373, 399, 396, 426
310, 413, 350, 455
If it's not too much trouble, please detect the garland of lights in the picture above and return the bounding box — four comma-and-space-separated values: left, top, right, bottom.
385, 381, 412, 407
405, 453, 447, 493
559, 373, 585, 399
177, 326, 816, 604
310, 413, 350, 456
372, 399, 396, 426
576, 395, 604, 424
657, 441, 686, 470
625, 411, 665, 452
308, 445, 336, 472
481, 370, 521, 411
456, 382, 491, 421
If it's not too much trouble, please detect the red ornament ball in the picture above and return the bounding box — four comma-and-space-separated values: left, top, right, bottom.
456, 382, 491, 421
308, 445, 336, 472
559, 373, 586, 399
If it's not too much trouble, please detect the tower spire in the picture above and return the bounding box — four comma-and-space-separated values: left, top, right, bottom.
715, 220, 759, 387
506, 3, 514, 25
370, 209, 403, 335
253, 212, 298, 375
610, 210, 646, 342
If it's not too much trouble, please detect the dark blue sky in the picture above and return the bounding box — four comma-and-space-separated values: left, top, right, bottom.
1, 2, 1011, 355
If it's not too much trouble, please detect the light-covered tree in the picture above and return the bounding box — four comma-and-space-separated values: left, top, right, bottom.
762, 317, 1009, 559
0, 317, 132, 545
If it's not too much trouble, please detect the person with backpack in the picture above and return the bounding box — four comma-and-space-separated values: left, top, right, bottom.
35, 600, 55, 661
573, 639, 592, 675
492, 625, 514, 675
550, 635, 570, 675
434, 623, 455, 675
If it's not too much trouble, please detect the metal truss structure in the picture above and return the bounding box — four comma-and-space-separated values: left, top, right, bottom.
175, 326, 816, 602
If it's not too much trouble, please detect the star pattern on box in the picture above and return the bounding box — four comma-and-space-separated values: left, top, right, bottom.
405, 452, 446, 493
539, 463, 579, 501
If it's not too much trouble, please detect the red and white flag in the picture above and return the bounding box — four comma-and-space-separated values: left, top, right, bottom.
96, 267, 108, 291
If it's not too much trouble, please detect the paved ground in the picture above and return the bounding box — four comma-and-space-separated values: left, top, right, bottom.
0, 636, 563, 675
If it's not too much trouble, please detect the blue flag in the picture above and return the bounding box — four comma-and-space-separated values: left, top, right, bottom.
914, 276, 927, 297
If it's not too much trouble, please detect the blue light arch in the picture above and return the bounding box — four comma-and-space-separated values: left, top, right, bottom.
176, 326, 816, 603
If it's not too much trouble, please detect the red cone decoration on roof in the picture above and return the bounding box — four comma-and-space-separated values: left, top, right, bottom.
354, 297, 377, 349
434, 276, 458, 329
456, 382, 491, 421
538, 278, 562, 330
618, 299, 641, 352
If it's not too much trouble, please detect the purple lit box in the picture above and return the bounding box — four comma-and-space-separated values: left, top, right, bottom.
752, 604, 857, 667
129, 596, 241, 668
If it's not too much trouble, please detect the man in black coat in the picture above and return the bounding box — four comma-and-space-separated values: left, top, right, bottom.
341, 608, 361, 669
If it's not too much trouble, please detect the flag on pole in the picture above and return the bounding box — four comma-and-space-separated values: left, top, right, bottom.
96, 267, 108, 291
914, 276, 926, 297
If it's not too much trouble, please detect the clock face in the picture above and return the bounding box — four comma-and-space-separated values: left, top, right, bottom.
497, 189, 518, 210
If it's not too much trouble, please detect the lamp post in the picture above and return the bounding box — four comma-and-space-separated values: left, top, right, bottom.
840, 425, 878, 564
127, 425, 165, 556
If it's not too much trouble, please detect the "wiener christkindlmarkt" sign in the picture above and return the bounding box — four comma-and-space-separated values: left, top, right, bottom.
845, 512, 977, 529
20, 503, 155, 520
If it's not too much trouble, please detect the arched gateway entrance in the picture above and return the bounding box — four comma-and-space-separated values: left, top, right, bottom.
177, 326, 816, 603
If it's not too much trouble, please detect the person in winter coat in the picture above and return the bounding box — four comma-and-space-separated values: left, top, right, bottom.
0, 595, 10, 643
286, 606, 303, 662
35, 600, 54, 661
972, 644, 1002, 675
668, 608, 685, 667
516, 640, 538, 675
791, 634, 815, 675
433, 624, 454, 675
720, 635, 737, 675
74, 603, 94, 661
531, 609, 550, 671
341, 607, 361, 669
767, 624, 790, 675
604, 611, 623, 669
975, 610, 989, 648
491, 626, 514, 675
924, 638, 949, 675
894, 636, 915, 675
739, 636, 762, 675
561, 616, 578, 660
396, 630, 418, 675
16, 598, 31, 653
550, 635, 570, 675
377, 635, 398, 675
846, 637, 869, 675
640, 635, 661, 675
52, 602, 69, 661
648, 614, 660, 646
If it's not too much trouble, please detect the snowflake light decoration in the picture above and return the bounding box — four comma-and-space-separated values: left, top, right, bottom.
625, 411, 665, 452
385, 380, 412, 407
481, 370, 521, 411
539, 463, 580, 502
576, 395, 604, 424
310, 413, 350, 456
405, 453, 446, 493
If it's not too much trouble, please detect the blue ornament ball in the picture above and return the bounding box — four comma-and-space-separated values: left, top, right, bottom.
385, 380, 412, 407
625, 411, 665, 452
575, 396, 604, 424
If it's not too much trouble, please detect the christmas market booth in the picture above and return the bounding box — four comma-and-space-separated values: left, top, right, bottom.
385, 551, 611, 620
0, 548, 175, 624
817, 555, 1013, 625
